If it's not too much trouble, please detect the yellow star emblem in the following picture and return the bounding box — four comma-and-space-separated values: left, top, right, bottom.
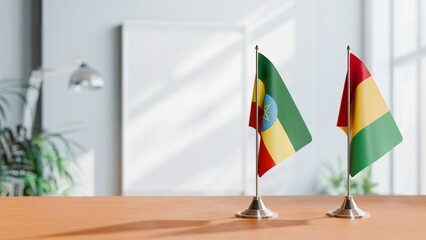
263, 103, 272, 122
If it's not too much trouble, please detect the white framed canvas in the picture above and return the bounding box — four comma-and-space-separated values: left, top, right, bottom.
121, 21, 249, 195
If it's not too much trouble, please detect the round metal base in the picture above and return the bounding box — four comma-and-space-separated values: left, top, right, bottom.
327, 195, 370, 219
236, 196, 278, 219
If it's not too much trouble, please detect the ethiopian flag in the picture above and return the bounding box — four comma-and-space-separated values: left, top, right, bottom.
337, 53, 402, 177
249, 53, 312, 177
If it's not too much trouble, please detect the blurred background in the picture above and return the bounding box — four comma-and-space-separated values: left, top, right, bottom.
0, 0, 424, 196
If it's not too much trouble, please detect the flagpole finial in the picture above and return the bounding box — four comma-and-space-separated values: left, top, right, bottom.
347, 45, 351, 51
255, 45, 259, 51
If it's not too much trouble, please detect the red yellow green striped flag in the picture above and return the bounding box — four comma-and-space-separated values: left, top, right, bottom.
249, 53, 312, 177
337, 53, 403, 177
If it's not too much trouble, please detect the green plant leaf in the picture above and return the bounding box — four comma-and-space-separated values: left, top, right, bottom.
0, 118, 80, 196
319, 157, 378, 195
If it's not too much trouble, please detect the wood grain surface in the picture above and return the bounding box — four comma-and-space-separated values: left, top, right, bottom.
0, 196, 425, 239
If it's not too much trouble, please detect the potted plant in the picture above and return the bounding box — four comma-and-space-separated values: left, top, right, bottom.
0, 78, 80, 196
318, 156, 378, 195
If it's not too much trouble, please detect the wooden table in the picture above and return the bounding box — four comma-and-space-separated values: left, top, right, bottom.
1, 196, 425, 239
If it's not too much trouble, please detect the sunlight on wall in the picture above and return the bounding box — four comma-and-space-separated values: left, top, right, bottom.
368, 0, 426, 195
241, 0, 294, 31
257, 19, 295, 67
393, 62, 418, 194
393, 0, 418, 58
124, 25, 245, 195
123, 1, 300, 195
117, 0, 370, 196
172, 31, 244, 79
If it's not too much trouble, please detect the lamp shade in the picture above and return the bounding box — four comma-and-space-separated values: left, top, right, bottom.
69, 63, 104, 90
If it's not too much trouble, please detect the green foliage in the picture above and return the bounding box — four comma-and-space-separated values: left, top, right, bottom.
0, 125, 82, 196
319, 156, 378, 195
0, 78, 81, 196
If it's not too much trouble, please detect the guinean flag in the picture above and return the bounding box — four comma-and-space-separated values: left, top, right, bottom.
337, 53, 402, 177
249, 53, 312, 177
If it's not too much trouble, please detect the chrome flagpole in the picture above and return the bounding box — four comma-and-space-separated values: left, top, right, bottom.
256, 44, 259, 199
327, 46, 369, 219
236, 45, 277, 219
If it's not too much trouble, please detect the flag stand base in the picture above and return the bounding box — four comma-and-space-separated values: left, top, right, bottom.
236, 196, 278, 219
327, 195, 370, 219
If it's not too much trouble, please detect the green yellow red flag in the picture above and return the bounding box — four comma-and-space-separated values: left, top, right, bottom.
337, 53, 403, 177
249, 53, 312, 177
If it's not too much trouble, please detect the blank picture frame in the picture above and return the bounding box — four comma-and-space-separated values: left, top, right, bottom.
121, 21, 248, 195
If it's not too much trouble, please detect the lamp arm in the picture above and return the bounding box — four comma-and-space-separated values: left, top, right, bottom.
22, 71, 43, 137
34, 65, 78, 77
22, 62, 79, 137
22, 61, 103, 136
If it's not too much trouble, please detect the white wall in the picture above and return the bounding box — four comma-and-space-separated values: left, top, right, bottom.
314, 1, 364, 192
0, 0, 31, 127
42, 0, 363, 195
364, 0, 393, 194
365, 0, 426, 195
